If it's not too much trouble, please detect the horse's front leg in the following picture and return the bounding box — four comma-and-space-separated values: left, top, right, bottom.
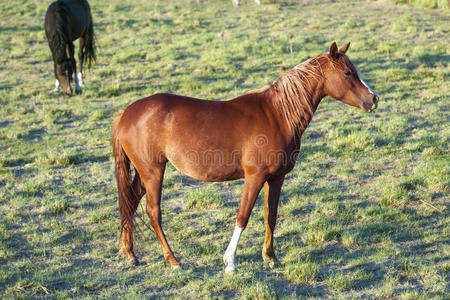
77, 37, 85, 87
223, 173, 266, 274
69, 42, 82, 94
262, 176, 284, 267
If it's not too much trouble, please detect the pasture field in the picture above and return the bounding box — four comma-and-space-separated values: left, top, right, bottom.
387, 0, 449, 9
0, 0, 449, 298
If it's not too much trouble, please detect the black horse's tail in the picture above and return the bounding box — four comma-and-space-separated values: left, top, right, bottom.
83, 18, 96, 68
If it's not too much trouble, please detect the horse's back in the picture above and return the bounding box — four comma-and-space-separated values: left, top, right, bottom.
119, 93, 227, 135
119, 92, 261, 132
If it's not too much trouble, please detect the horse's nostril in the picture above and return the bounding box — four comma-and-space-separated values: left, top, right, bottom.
373, 94, 379, 104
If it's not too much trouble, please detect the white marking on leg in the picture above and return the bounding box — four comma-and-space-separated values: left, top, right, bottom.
74, 72, 82, 94
53, 79, 60, 92
223, 224, 243, 274
357, 72, 379, 99
77, 72, 84, 86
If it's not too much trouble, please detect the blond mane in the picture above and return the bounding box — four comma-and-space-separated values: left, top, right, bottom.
267, 54, 329, 136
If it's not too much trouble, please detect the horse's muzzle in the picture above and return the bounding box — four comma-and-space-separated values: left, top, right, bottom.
363, 94, 379, 113
370, 94, 379, 112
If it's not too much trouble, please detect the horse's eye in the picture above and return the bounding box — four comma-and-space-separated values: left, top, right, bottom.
344, 71, 352, 76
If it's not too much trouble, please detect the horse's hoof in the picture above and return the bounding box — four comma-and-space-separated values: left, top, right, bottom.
225, 265, 237, 275
262, 255, 279, 268
265, 259, 277, 268
127, 257, 139, 266
165, 255, 180, 267
171, 264, 181, 270
75, 88, 82, 95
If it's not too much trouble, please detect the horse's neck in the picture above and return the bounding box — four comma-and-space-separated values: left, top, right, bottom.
267, 76, 325, 139
297, 81, 324, 133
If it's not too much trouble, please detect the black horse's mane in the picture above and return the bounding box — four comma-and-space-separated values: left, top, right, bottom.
48, 0, 70, 63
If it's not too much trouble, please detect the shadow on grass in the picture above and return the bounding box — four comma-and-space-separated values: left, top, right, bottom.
75, 153, 110, 164
0, 26, 41, 32
1, 157, 34, 167
20, 128, 45, 142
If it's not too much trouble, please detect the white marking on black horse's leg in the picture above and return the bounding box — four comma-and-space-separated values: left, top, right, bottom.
357, 72, 379, 100
53, 79, 60, 92
223, 224, 243, 274
232, 0, 239, 6
74, 72, 82, 94
77, 72, 84, 86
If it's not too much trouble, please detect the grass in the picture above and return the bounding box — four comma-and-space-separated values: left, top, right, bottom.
385, 0, 450, 9
0, 0, 449, 298
186, 186, 224, 210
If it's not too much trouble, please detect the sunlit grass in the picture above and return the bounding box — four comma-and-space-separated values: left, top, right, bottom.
0, 0, 448, 298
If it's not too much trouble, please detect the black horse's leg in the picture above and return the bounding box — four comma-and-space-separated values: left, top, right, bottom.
78, 37, 85, 86
69, 42, 81, 94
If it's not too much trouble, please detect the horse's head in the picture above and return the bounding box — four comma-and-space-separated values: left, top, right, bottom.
323, 42, 379, 112
55, 55, 73, 95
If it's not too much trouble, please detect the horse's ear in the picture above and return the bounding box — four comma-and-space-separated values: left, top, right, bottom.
329, 42, 338, 59
339, 42, 350, 54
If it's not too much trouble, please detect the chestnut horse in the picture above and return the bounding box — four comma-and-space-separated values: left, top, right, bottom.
112, 42, 379, 274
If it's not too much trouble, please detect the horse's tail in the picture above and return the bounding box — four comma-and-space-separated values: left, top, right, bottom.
83, 17, 96, 68
113, 110, 139, 234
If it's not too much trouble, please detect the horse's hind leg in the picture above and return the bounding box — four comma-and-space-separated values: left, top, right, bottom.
77, 37, 85, 86
141, 162, 180, 267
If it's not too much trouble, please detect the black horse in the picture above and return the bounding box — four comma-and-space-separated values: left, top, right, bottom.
45, 0, 96, 95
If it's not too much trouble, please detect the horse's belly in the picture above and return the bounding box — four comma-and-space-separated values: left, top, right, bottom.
168, 153, 244, 182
